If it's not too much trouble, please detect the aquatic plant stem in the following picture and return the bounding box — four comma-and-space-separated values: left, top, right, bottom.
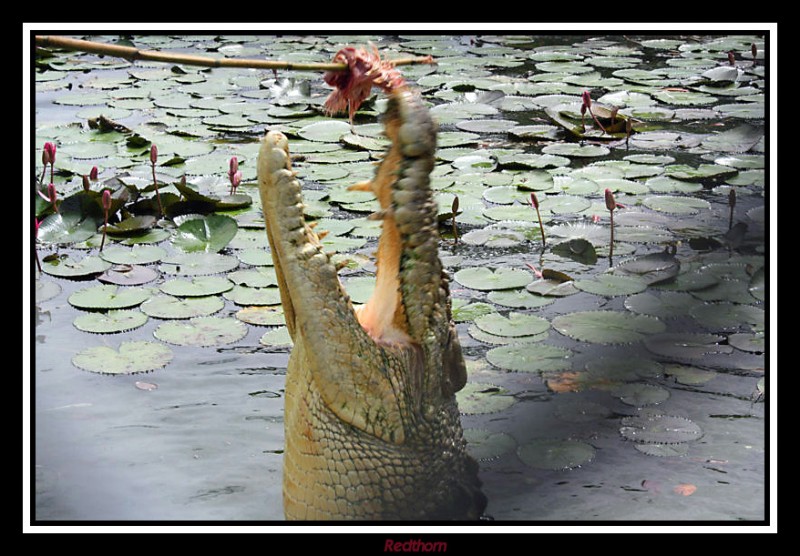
531, 193, 546, 248
150, 145, 164, 217
35, 36, 435, 73
451, 196, 460, 246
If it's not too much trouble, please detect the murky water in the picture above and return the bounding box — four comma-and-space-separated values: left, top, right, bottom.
28, 32, 771, 525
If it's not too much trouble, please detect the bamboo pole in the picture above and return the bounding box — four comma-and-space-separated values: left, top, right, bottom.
34, 35, 435, 72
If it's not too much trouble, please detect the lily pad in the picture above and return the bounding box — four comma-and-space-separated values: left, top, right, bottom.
486, 343, 572, 373
171, 214, 238, 253
37, 213, 100, 246
455, 267, 532, 291
574, 274, 648, 296
474, 312, 550, 338
140, 294, 224, 319
451, 300, 496, 323
517, 438, 596, 470
236, 305, 285, 326
42, 255, 112, 279
159, 276, 234, 297
456, 382, 517, 415
620, 414, 704, 444
487, 289, 554, 309
613, 252, 680, 285
72, 340, 173, 375
68, 284, 150, 310
154, 316, 248, 347
97, 264, 160, 286
73, 309, 148, 334
159, 253, 240, 276
259, 326, 293, 347
99, 245, 167, 265
223, 285, 282, 306
553, 311, 666, 344
611, 383, 670, 407
297, 120, 351, 142
644, 333, 735, 359
463, 429, 517, 462
643, 195, 711, 215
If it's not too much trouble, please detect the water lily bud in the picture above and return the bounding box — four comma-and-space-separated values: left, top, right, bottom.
102, 189, 112, 212
90, 166, 98, 180
150, 144, 158, 165
604, 188, 616, 212
530, 192, 539, 210
581, 90, 592, 109
229, 156, 239, 178
82, 174, 91, 192
728, 50, 736, 66
729, 188, 736, 208
43, 142, 56, 166
232, 170, 242, 189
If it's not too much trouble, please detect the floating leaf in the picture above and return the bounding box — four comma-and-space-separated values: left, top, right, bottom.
259, 326, 293, 347
474, 312, 550, 338
728, 333, 765, 354
575, 274, 648, 296
73, 309, 148, 334
455, 267, 532, 291
99, 244, 167, 265
486, 343, 572, 373
451, 300, 496, 323
171, 214, 238, 253
620, 414, 703, 444
456, 382, 517, 415
42, 255, 112, 279
236, 305, 285, 326
140, 294, 224, 319
635, 443, 690, 457
613, 252, 680, 285
97, 264, 159, 286
517, 438, 596, 470
624, 291, 702, 319
36, 280, 62, 303
68, 284, 150, 310
297, 120, 351, 142
154, 316, 248, 346
37, 213, 101, 245
645, 333, 734, 359
223, 285, 282, 306
159, 253, 240, 276
551, 238, 598, 265
611, 383, 670, 406
487, 289, 554, 309
664, 364, 717, 385
160, 276, 234, 297
104, 215, 158, 237
643, 195, 711, 215
554, 400, 613, 422
553, 311, 665, 344
526, 278, 580, 297
463, 428, 517, 462
72, 340, 173, 375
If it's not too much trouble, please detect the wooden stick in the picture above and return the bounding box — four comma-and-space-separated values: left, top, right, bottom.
35, 35, 435, 72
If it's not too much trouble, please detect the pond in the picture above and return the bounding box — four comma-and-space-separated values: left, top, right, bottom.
28, 31, 771, 528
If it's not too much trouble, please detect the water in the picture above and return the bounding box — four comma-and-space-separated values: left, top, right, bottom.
28, 32, 770, 526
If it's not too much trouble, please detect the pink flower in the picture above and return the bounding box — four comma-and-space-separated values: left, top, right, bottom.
102, 189, 112, 212
581, 90, 592, 110
530, 192, 539, 209
229, 156, 239, 178
232, 170, 242, 189
604, 188, 616, 212
43, 142, 56, 166
82, 175, 91, 192
150, 144, 158, 165
90, 166, 98, 180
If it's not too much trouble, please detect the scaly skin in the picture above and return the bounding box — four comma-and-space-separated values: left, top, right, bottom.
258, 89, 486, 520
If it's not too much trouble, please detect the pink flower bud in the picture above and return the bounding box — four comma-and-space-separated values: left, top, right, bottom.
150, 144, 158, 165
581, 90, 592, 109
530, 192, 539, 210
728, 51, 736, 66
43, 142, 56, 166
232, 170, 242, 189
102, 189, 112, 212
604, 188, 616, 212
82, 175, 91, 192
229, 156, 239, 178
751, 43, 757, 60
48, 183, 57, 204
90, 166, 98, 180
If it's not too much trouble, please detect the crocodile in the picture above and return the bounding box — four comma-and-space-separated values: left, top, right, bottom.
257, 88, 487, 520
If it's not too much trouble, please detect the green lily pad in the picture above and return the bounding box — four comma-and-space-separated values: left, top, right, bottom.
634, 443, 690, 457
171, 214, 238, 253
728, 333, 765, 354
36, 280, 62, 303
624, 291, 702, 319
159, 276, 234, 297
227, 267, 278, 288
68, 284, 150, 310
223, 285, 282, 306
97, 264, 160, 286
542, 143, 610, 157
236, 305, 285, 326
41, 254, 112, 279
72, 340, 173, 375
455, 267, 532, 291
140, 294, 224, 319
551, 238, 598, 265
611, 383, 670, 407
487, 289, 555, 309
259, 326, 293, 347
474, 312, 550, 338
159, 253, 240, 276
517, 438, 596, 470
451, 300, 497, 323
73, 309, 148, 334
643, 195, 711, 215
574, 274, 648, 296
297, 120, 351, 142
644, 333, 735, 359
613, 252, 681, 285
690, 302, 764, 332
620, 414, 703, 444
553, 310, 666, 344
664, 364, 718, 385
99, 245, 167, 265
486, 343, 572, 373
104, 215, 158, 237
37, 213, 99, 246
526, 278, 580, 297
463, 428, 517, 462
154, 316, 248, 347
456, 382, 517, 415
554, 400, 613, 423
